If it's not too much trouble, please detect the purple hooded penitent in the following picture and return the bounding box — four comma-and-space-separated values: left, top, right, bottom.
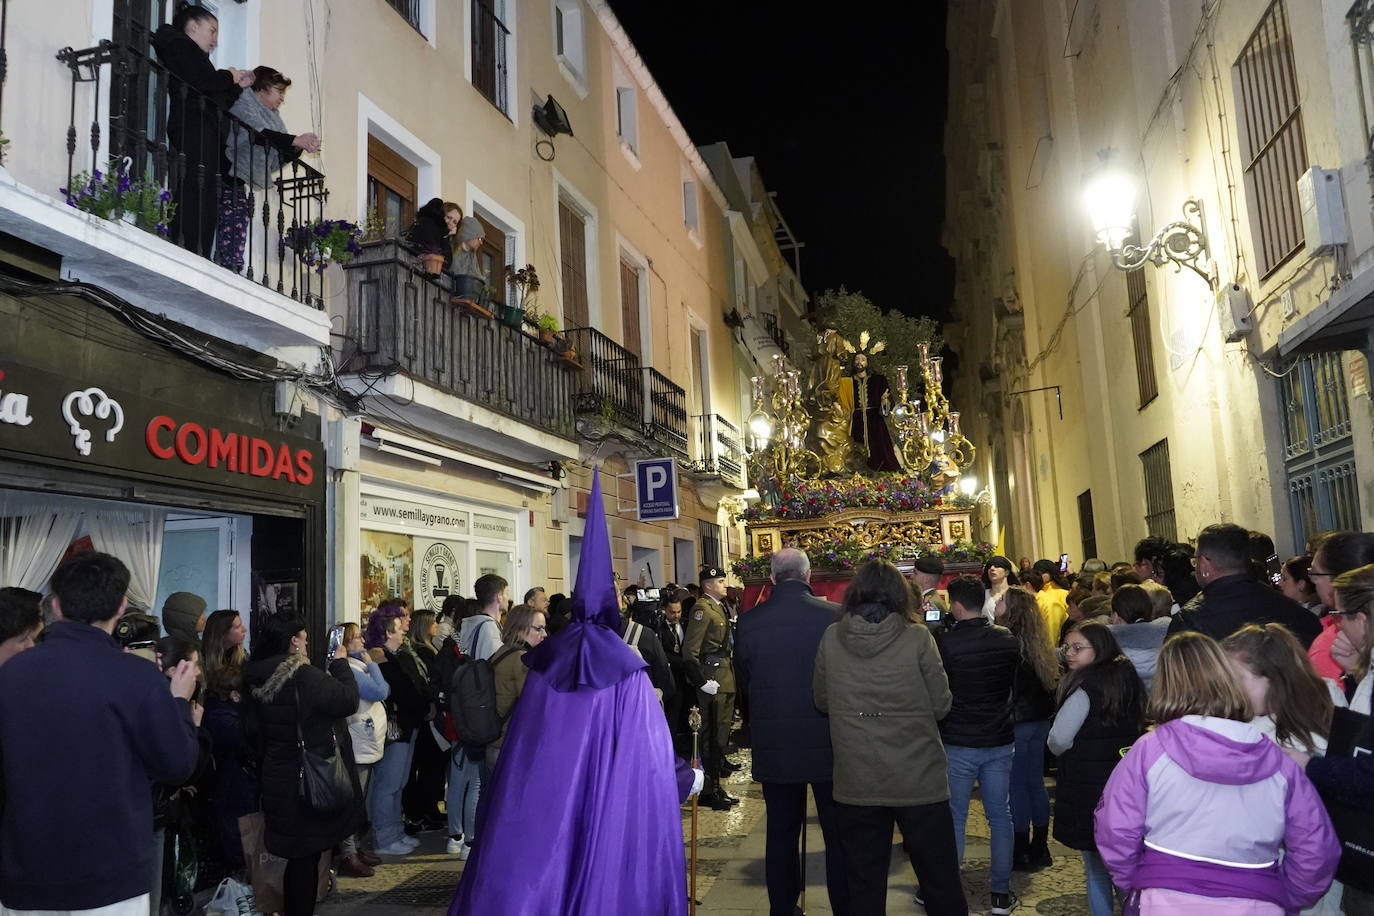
447, 468, 687, 915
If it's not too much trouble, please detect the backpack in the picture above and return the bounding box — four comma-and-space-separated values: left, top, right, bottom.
447, 618, 518, 747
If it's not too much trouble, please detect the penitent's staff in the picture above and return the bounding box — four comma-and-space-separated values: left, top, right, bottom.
688, 705, 702, 916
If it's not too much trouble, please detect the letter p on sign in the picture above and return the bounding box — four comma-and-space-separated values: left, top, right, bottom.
635, 458, 679, 521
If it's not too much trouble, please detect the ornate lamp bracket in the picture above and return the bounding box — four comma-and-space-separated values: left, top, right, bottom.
1110, 198, 1214, 287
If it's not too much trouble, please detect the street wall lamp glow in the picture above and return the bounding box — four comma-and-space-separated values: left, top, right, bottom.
1084, 151, 1213, 286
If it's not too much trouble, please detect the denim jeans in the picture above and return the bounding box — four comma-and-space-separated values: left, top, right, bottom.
945, 742, 1014, 894
447, 747, 483, 841
368, 738, 415, 848
1010, 719, 1052, 832
1081, 848, 1119, 916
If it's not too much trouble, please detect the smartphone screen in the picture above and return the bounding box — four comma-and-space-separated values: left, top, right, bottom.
1059, 553, 1070, 573
925, 607, 944, 623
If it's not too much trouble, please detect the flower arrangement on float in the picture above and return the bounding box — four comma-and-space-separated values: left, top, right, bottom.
738, 473, 940, 522
733, 538, 996, 580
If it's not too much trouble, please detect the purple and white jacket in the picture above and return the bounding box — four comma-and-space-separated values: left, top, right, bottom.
1094, 716, 1340, 912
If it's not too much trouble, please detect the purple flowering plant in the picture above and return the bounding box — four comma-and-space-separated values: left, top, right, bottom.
739, 473, 940, 523
60, 161, 175, 236
282, 218, 365, 273
732, 537, 995, 580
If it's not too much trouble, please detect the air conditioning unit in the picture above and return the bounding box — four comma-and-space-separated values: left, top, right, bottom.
1217, 282, 1254, 343
1297, 167, 1347, 257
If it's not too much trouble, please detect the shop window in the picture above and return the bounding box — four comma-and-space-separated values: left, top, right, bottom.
367, 135, 418, 239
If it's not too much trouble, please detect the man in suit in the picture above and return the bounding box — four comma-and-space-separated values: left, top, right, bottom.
655, 588, 693, 758
735, 548, 849, 916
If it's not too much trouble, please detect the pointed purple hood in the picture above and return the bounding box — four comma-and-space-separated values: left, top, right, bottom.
1154, 717, 1283, 786
524, 468, 645, 692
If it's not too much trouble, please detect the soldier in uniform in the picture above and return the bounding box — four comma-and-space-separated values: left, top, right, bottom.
913, 555, 950, 630
683, 565, 739, 810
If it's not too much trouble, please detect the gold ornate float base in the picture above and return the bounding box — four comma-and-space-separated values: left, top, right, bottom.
747, 506, 974, 557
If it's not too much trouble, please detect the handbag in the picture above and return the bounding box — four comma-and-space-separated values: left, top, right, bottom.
294, 678, 354, 813
1322, 707, 1374, 892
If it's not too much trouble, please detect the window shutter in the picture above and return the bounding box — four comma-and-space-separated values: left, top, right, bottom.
620, 258, 641, 358
559, 201, 589, 328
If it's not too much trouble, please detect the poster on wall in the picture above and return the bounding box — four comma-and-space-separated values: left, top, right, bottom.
361, 529, 414, 615
252, 570, 300, 636
413, 537, 467, 613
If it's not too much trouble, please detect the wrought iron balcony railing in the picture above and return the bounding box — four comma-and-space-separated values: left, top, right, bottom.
57, 39, 329, 307
762, 311, 790, 356
566, 326, 643, 429
341, 241, 576, 440
645, 368, 689, 460
693, 414, 745, 488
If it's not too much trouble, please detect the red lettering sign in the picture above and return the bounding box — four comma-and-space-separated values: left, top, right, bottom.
208, 429, 238, 470
142, 416, 314, 489
146, 416, 175, 459
174, 423, 207, 465
295, 450, 315, 486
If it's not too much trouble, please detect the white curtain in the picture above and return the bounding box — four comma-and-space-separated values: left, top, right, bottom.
0, 494, 84, 591
88, 508, 167, 610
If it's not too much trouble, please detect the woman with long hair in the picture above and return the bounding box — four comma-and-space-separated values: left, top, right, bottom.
1223, 623, 1336, 755
199, 609, 256, 872
402, 610, 445, 832
814, 560, 965, 914
1003, 588, 1058, 872
1047, 621, 1146, 916
486, 604, 549, 768
338, 622, 388, 877
242, 617, 361, 916
366, 609, 427, 857
1096, 633, 1339, 914
982, 556, 1018, 620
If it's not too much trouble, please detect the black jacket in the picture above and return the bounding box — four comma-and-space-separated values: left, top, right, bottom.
1168, 573, 1322, 648
404, 198, 453, 266
934, 617, 1020, 747
1054, 679, 1144, 850
0, 621, 198, 911
734, 579, 840, 783
380, 647, 430, 737
1011, 656, 1055, 724
151, 25, 240, 151
620, 617, 674, 700
243, 653, 362, 860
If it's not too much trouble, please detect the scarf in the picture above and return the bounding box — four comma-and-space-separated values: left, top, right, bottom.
226, 88, 289, 187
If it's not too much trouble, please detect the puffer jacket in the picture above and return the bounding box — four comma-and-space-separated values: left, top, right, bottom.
1095, 716, 1341, 911
813, 609, 952, 806
346, 655, 390, 765
243, 653, 362, 859
1169, 574, 1323, 648
934, 617, 1019, 747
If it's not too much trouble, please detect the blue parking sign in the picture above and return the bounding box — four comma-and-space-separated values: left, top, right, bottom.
635, 458, 679, 521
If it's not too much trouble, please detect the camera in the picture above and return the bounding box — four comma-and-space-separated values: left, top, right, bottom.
113, 612, 162, 651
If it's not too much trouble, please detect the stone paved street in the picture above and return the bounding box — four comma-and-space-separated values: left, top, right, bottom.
316, 751, 1093, 915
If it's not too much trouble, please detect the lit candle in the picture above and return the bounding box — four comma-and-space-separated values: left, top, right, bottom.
918, 411, 931, 436
918, 343, 930, 366
751, 376, 765, 403
895, 365, 908, 392
931, 356, 943, 386
772, 354, 785, 377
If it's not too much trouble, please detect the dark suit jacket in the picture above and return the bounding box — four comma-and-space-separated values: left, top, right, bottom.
734, 579, 841, 784
656, 619, 690, 688
1168, 573, 1323, 648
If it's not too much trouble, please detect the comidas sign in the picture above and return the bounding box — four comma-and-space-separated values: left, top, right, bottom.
635, 458, 679, 521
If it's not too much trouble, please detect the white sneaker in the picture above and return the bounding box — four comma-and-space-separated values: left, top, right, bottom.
445, 836, 465, 854
399, 835, 421, 850
457, 843, 473, 860
373, 840, 414, 857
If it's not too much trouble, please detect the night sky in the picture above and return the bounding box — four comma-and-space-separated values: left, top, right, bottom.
605, 2, 954, 323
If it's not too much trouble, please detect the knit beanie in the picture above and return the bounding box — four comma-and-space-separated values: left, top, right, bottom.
162, 591, 207, 642
457, 216, 484, 244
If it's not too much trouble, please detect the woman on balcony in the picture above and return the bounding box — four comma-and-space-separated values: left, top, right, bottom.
152, 3, 254, 257
218, 67, 322, 274
404, 199, 463, 275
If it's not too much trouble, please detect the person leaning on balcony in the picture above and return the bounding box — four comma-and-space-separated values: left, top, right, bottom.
217, 67, 321, 274
152, 3, 255, 257
451, 216, 485, 277
403, 199, 463, 275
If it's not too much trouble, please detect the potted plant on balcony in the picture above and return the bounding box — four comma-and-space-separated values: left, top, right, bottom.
500, 263, 540, 331
282, 218, 364, 274
61, 161, 176, 236
551, 331, 580, 369
535, 313, 560, 345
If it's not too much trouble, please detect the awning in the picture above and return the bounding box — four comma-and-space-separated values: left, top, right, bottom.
1278, 266, 1374, 356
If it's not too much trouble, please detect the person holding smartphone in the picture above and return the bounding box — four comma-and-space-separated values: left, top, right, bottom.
912, 556, 949, 629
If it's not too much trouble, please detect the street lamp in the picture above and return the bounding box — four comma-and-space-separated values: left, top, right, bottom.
959, 476, 978, 497
1083, 150, 1213, 286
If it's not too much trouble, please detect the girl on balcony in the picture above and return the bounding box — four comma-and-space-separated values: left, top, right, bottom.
219, 67, 322, 274
152, 3, 254, 257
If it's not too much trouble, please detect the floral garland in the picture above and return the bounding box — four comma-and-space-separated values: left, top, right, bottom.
732, 538, 996, 580
739, 473, 938, 522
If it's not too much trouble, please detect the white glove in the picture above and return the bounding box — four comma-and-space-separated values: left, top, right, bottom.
700, 679, 720, 696
689, 768, 705, 797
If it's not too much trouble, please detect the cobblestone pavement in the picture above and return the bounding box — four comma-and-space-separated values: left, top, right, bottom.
316, 750, 1091, 915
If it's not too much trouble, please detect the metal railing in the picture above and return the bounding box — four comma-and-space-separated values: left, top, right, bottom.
761, 311, 790, 356
645, 368, 689, 459
566, 327, 643, 428
57, 40, 329, 307
693, 413, 745, 487
341, 241, 576, 440
472, 1, 510, 115
384, 0, 425, 35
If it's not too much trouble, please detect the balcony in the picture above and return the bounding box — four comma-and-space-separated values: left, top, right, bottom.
337, 241, 579, 462
565, 327, 689, 460
692, 414, 746, 489
762, 311, 790, 356
0, 39, 333, 356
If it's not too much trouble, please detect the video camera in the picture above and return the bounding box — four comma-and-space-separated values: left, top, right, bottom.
113, 612, 162, 662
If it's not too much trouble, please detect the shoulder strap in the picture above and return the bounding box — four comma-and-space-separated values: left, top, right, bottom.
292, 675, 305, 749
623, 621, 642, 647
489, 646, 520, 669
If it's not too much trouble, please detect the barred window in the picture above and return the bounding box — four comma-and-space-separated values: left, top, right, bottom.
1140, 440, 1177, 542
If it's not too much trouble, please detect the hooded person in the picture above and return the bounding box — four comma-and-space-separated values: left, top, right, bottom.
451, 216, 485, 278
161, 593, 207, 645
448, 469, 697, 915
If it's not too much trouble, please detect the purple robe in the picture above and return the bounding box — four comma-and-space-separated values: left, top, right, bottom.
850, 370, 901, 471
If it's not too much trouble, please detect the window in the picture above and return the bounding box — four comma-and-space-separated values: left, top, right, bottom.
682, 178, 700, 234
1126, 223, 1159, 407
1139, 439, 1177, 542
699, 519, 723, 570
558, 199, 590, 329
1279, 353, 1361, 548
619, 257, 643, 358
384, 0, 425, 35
474, 213, 508, 303
553, 0, 586, 85
1235, 1, 1308, 277
616, 88, 639, 153
472, 0, 511, 115
366, 136, 417, 238
1078, 490, 1098, 562
689, 325, 707, 417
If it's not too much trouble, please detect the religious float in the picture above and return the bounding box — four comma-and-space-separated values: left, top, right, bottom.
734, 329, 994, 608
